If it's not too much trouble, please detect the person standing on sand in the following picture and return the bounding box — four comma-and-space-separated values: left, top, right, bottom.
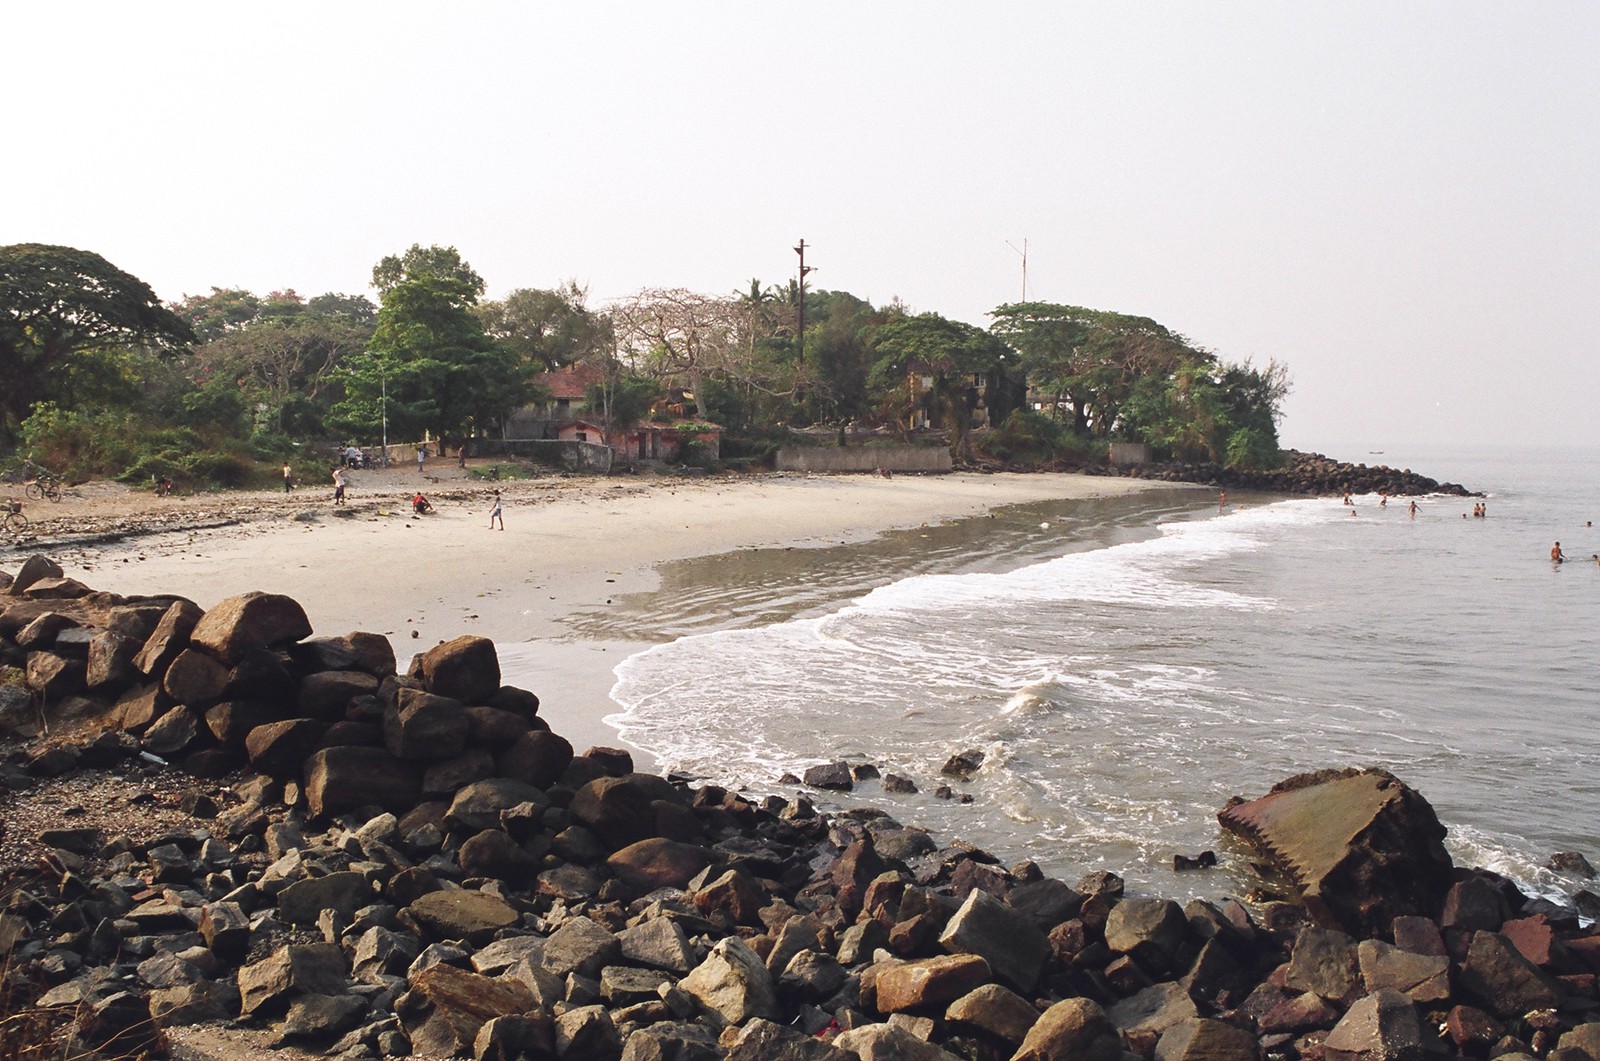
417, 445, 427, 473
282, 463, 293, 493
332, 467, 346, 505
488, 488, 503, 531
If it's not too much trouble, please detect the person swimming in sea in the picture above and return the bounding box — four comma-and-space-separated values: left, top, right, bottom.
1551, 542, 1566, 563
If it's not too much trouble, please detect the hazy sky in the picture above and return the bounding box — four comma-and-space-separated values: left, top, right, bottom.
7, 3, 1596, 451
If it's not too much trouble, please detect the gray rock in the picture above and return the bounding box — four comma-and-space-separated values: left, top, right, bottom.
1155, 1017, 1260, 1061
542, 916, 622, 980
937, 886, 1048, 992
554, 1003, 622, 1061
1013, 997, 1123, 1061
385, 687, 470, 761
724, 1019, 853, 1059
405, 889, 519, 942
618, 916, 695, 974
602, 965, 677, 1006
1104, 896, 1189, 972
803, 761, 854, 790
1324, 989, 1424, 1061
1357, 938, 1450, 1003
944, 981, 1040, 1044
238, 943, 349, 1019
620, 1021, 724, 1061
834, 1022, 962, 1060
148, 981, 240, 1026
277, 992, 369, 1043
1286, 924, 1361, 1002
1456, 930, 1561, 1018
277, 870, 374, 926
679, 935, 778, 1023
1108, 981, 1200, 1038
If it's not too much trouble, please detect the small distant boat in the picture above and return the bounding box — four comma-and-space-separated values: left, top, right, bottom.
1369, 450, 1384, 455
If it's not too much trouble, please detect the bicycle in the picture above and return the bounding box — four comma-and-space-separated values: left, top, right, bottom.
24, 475, 61, 502
2, 500, 27, 534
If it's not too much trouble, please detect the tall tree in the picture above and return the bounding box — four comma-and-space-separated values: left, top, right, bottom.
371, 244, 485, 299
989, 302, 1202, 437
477, 282, 610, 372
0, 244, 193, 439
609, 288, 740, 419
328, 273, 523, 442
869, 312, 1011, 460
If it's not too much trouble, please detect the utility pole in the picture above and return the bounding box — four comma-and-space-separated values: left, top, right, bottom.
794, 239, 815, 362
1006, 238, 1028, 302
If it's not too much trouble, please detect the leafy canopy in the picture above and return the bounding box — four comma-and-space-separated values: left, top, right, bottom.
329, 267, 524, 442
0, 244, 193, 438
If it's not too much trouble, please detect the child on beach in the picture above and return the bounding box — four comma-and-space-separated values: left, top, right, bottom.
331, 467, 346, 505
488, 489, 504, 530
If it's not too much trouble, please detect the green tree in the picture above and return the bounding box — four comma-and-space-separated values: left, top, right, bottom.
869, 312, 1012, 460
170, 287, 263, 342
0, 244, 193, 440
989, 302, 1200, 437
329, 273, 525, 442
477, 282, 611, 372
371, 244, 485, 299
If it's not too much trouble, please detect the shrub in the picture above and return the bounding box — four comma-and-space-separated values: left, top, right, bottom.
1225, 427, 1282, 470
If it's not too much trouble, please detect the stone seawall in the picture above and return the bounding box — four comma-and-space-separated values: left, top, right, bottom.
1089, 451, 1477, 497
775, 446, 953, 474
0, 556, 1595, 1061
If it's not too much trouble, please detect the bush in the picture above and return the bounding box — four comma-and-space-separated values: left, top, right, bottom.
1225, 427, 1282, 470
974, 409, 1107, 468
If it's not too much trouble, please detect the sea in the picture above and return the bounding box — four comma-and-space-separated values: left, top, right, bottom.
524, 445, 1600, 904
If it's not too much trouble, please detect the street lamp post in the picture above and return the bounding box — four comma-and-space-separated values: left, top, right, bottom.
794, 239, 815, 364
380, 367, 388, 467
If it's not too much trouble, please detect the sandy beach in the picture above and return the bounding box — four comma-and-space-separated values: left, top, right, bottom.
3, 464, 1177, 756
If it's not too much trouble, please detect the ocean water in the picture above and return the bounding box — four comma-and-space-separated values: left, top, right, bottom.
583, 447, 1600, 902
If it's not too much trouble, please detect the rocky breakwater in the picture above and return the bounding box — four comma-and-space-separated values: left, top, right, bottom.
1098, 450, 1477, 497
2, 556, 1599, 1061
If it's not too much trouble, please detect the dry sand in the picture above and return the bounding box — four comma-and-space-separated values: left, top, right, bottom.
3, 463, 1174, 756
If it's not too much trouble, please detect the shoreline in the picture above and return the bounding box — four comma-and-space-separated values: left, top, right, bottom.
5, 471, 1191, 756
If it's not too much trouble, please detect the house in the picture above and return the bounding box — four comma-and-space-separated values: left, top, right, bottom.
555, 418, 721, 463
504, 364, 606, 438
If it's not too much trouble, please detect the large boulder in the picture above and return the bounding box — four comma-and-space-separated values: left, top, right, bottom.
410, 635, 501, 703
607, 837, 714, 892
134, 599, 204, 676
1218, 768, 1453, 936
1323, 989, 1424, 1061
873, 954, 992, 1013
938, 886, 1048, 992
189, 592, 312, 663
679, 936, 778, 1023
1013, 997, 1123, 1061
385, 687, 470, 761
303, 746, 422, 818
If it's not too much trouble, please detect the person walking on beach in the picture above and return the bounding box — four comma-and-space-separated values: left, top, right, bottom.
282, 462, 293, 493
417, 445, 427, 473
1552, 542, 1567, 563
331, 466, 346, 505
487, 488, 504, 531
